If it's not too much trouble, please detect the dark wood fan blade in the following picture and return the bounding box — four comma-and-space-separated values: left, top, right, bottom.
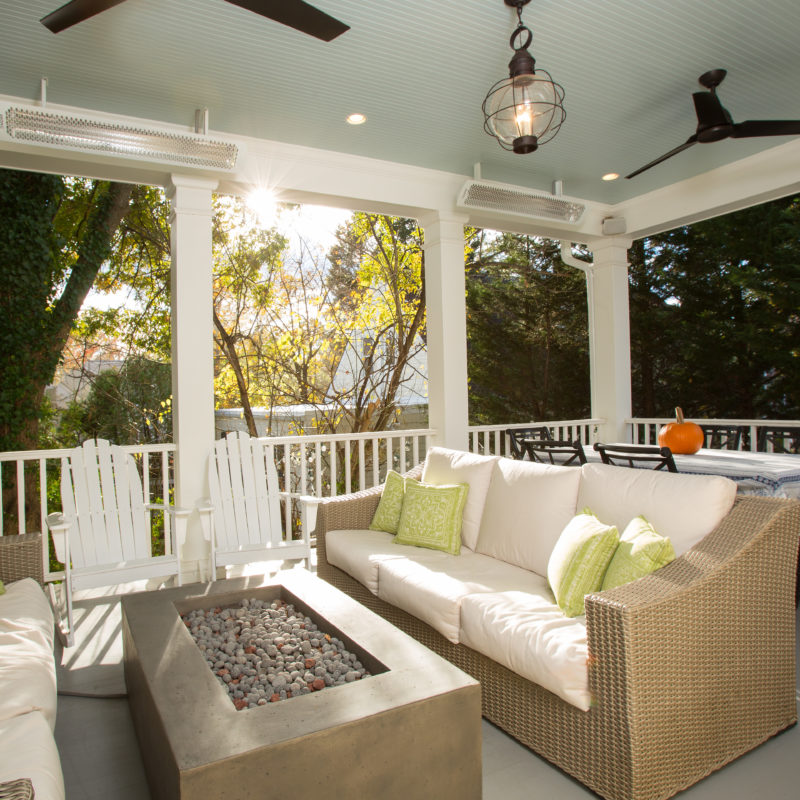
625, 136, 698, 179
41, 0, 128, 33
225, 0, 349, 41
731, 120, 800, 138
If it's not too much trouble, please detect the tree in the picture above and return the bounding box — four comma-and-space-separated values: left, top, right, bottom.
320, 213, 427, 434
629, 194, 800, 418
466, 231, 589, 423
0, 170, 133, 452
74, 357, 172, 445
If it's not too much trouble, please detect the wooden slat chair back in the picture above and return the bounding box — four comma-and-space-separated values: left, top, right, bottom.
45, 439, 186, 646
204, 431, 310, 579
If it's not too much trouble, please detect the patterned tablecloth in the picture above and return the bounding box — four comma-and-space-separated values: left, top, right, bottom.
669, 448, 800, 498
582, 447, 800, 498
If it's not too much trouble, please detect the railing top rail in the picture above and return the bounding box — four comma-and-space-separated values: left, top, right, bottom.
627, 417, 800, 427
470, 419, 604, 432
254, 428, 435, 446
0, 442, 175, 463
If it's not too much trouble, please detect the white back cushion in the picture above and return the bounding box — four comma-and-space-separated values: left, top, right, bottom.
422, 447, 499, 550
476, 458, 581, 576
577, 463, 737, 556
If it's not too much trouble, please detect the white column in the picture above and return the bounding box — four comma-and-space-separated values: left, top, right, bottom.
419, 211, 470, 451
586, 238, 633, 442
167, 174, 217, 581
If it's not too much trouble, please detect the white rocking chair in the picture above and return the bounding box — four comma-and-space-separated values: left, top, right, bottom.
45, 439, 188, 646
201, 431, 313, 579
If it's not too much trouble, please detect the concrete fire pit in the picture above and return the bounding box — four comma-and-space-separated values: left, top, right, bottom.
122, 570, 482, 800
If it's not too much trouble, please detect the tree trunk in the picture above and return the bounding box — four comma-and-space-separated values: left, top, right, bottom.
213, 309, 258, 436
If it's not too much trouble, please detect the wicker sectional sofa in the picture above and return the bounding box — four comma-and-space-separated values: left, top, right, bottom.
315, 448, 799, 800
0, 533, 65, 800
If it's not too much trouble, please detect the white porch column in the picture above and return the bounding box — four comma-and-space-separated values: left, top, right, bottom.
586, 237, 633, 442
419, 211, 470, 451
167, 174, 217, 581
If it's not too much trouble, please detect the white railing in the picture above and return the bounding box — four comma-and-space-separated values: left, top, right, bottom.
0, 429, 436, 542
468, 419, 604, 458
627, 417, 800, 452
257, 428, 435, 535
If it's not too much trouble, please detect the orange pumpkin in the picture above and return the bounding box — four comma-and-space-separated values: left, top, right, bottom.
658, 407, 704, 454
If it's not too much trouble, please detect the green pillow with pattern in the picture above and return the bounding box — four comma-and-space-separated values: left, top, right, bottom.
394, 481, 469, 555
369, 470, 417, 534
547, 509, 620, 617
601, 516, 675, 590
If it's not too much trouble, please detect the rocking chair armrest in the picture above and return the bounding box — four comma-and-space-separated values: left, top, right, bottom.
146, 503, 192, 518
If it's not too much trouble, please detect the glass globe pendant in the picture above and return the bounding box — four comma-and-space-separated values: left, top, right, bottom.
482, 0, 566, 154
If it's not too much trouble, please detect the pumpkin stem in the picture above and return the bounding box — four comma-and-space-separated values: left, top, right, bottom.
675, 407, 685, 424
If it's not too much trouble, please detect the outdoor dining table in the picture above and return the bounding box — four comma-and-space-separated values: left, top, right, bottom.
579, 446, 800, 498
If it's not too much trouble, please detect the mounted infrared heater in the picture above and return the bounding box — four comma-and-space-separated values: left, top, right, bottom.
4, 107, 239, 170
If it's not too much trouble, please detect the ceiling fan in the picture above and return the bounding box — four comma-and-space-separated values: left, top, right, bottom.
626, 69, 800, 179
41, 0, 349, 41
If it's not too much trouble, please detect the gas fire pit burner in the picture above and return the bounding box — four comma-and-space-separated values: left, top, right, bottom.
180, 597, 371, 709
122, 570, 481, 800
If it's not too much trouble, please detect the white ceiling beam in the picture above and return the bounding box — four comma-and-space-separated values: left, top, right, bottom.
613, 138, 800, 239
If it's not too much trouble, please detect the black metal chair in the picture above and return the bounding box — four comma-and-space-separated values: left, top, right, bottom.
593, 442, 678, 472
522, 439, 587, 466
700, 424, 745, 450
506, 426, 552, 459
757, 426, 800, 454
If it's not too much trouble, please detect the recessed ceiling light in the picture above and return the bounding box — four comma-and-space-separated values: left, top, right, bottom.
346, 113, 367, 125
602, 172, 619, 181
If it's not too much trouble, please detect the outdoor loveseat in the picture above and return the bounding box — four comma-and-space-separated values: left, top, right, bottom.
315, 447, 799, 800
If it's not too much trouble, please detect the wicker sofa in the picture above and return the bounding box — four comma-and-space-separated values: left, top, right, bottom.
315, 449, 799, 800
0, 533, 65, 800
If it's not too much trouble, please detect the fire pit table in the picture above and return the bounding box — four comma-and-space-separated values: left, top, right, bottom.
122, 569, 481, 800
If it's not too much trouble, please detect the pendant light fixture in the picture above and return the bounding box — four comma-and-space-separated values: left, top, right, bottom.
482, 0, 566, 154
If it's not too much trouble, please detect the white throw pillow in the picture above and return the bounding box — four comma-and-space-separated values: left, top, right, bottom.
421, 447, 499, 550
476, 458, 582, 577
577, 463, 737, 556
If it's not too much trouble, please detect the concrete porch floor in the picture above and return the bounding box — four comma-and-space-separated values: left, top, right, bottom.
54, 562, 800, 800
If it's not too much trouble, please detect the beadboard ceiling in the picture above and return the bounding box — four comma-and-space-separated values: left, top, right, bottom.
1, 0, 799, 203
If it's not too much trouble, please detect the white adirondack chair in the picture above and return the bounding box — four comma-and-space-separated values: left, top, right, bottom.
45, 439, 188, 646
201, 431, 312, 579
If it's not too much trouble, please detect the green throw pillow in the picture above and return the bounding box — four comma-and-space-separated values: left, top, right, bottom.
601, 516, 675, 590
0, 580, 5, 595
394, 481, 469, 555
547, 509, 620, 617
369, 470, 415, 534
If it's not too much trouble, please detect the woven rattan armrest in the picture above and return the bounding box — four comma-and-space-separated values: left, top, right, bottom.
0, 532, 44, 586
0, 778, 34, 800
583, 496, 799, 795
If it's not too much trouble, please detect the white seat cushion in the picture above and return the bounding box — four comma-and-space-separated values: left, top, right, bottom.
0, 628, 58, 730
459, 587, 591, 711
325, 530, 455, 595
325, 530, 406, 594
577, 463, 737, 556
376, 549, 544, 643
421, 447, 499, 550
0, 578, 54, 650
0, 711, 65, 800
476, 458, 581, 576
